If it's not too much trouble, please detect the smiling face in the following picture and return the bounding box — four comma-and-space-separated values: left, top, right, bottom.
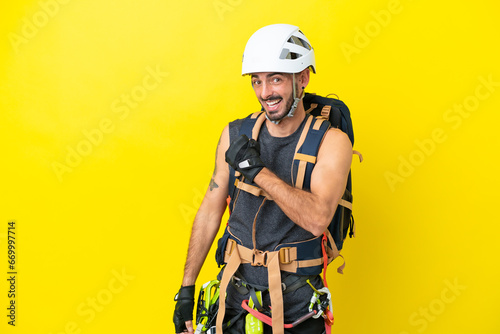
251, 72, 297, 122
250, 70, 310, 123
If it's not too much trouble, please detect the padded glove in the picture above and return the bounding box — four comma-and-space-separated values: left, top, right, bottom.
225, 134, 265, 183
173, 285, 195, 333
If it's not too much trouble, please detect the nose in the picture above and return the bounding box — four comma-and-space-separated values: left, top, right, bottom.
260, 81, 273, 100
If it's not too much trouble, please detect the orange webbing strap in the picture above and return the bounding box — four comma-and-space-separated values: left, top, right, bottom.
267, 251, 285, 334
313, 117, 326, 131
234, 178, 273, 200
294, 115, 314, 158
294, 153, 316, 164
292, 115, 314, 189
327, 230, 344, 274
338, 198, 352, 211
216, 245, 242, 334
353, 150, 363, 162
250, 111, 262, 119
295, 160, 308, 190
305, 103, 318, 114
223, 242, 329, 274
251, 112, 267, 141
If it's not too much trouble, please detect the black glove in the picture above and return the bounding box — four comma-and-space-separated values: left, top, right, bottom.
173, 285, 195, 333
225, 134, 265, 183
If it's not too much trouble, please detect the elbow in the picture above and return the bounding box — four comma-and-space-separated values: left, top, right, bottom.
305, 196, 337, 237
309, 214, 332, 237
310, 228, 325, 238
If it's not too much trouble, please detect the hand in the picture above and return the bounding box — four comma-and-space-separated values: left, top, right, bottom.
225, 134, 265, 183
173, 285, 195, 333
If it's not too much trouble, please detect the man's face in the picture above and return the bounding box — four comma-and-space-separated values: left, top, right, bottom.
251, 72, 297, 122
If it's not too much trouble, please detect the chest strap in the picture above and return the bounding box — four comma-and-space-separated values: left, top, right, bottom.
234, 178, 273, 200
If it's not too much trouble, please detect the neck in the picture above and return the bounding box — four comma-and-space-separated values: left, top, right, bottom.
265, 102, 306, 137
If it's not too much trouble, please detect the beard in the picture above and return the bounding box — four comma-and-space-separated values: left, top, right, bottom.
261, 82, 299, 122
263, 95, 293, 122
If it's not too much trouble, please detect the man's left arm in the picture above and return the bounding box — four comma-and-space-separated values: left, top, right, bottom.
254, 128, 352, 236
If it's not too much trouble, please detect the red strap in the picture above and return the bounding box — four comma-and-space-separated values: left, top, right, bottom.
321, 233, 335, 332
325, 309, 334, 334
325, 318, 332, 334
321, 233, 329, 288
241, 300, 317, 329
226, 196, 231, 215
241, 300, 273, 327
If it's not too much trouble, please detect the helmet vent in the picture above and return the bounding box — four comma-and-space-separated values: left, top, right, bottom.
279, 48, 302, 60
287, 35, 312, 51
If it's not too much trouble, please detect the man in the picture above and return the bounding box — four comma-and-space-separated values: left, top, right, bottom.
174, 24, 352, 334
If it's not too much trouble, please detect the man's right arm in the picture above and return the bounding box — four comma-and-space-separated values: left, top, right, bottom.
174, 125, 230, 333
181, 124, 230, 286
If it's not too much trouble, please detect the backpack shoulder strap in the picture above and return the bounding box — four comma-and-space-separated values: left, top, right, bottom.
228, 112, 267, 213
239, 111, 266, 139
292, 114, 331, 190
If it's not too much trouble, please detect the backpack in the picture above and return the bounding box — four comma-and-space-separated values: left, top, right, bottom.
302, 93, 357, 251
216, 93, 360, 272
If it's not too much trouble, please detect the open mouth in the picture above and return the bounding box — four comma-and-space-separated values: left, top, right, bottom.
265, 99, 282, 111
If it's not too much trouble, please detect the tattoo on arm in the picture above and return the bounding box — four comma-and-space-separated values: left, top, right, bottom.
209, 178, 219, 191
209, 135, 222, 192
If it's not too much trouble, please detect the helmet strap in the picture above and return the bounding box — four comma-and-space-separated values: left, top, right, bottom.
265, 73, 303, 125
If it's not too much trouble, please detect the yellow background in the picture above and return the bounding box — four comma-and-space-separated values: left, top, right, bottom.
1, 0, 499, 333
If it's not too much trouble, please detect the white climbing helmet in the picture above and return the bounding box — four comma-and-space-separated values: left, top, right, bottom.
242, 24, 316, 75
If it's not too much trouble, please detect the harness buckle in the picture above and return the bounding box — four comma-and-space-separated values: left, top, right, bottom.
251, 249, 269, 267
226, 239, 237, 256
278, 247, 292, 264
320, 105, 331, 119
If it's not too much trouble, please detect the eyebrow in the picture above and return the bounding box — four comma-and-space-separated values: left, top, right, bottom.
251, 72, 284, 79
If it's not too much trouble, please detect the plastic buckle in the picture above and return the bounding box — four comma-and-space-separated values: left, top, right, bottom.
278, 247, 292, 264
321, 105, 331, 119
251, 249, 269, 267
226, 239, 236, 256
